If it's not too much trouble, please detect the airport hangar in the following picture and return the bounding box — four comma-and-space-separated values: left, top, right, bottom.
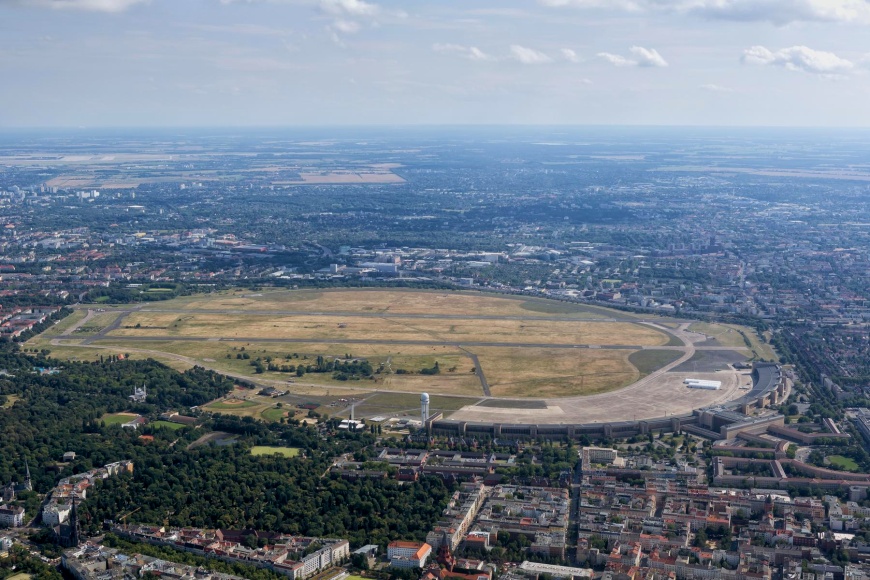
425, 363, 788, 441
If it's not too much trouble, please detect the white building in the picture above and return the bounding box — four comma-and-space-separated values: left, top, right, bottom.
43, 502, 72, 526
0, 505, 24, 528
580, 447, 625, 469
387, 541, 432, 569
684, 379, 722, 390
281, 538, 350, 579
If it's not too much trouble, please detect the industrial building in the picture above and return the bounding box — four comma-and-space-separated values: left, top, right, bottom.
684, 379, 722, 390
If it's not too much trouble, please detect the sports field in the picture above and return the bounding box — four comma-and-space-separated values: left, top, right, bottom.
101, 412, 140, 425
251, 446, 302, 457
41, 289, 680, 400
204, 398, 258, 410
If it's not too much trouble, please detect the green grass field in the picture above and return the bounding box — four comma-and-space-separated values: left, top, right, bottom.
250, 446, 301, 458
828, 455, 860, 471
688, 321, 777, 361
150, 420, 186, 431
101, 412, 140, 425
628, 350, 683, 375
261, 406, 292, 422
205, 399, 258, 410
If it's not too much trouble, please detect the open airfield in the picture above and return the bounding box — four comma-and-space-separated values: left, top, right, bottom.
35, 288, 764, 424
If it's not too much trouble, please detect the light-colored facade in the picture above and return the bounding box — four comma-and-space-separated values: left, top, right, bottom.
43, 502, 72, 526
0, 505, 24, 528
581, 447, 625, 469
388, 540, 432, 569
427, 482, 487, 552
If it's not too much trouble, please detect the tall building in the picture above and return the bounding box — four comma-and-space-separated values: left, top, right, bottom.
422, 393, 430, 425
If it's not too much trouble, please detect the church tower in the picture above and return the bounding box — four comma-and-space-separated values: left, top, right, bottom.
69, 494, 81, 547
24, 458, 32, 492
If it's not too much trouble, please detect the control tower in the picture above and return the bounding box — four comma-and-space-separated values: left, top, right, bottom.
421, 392, 430, 425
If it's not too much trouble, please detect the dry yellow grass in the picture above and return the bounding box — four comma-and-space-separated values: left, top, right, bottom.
111, 312, 666, 346
44, 291, 687, 400
25, 310, 88, 348
173, 289, 614, 318
71, 311, 124, 335
477, 347, 639, 398
34, 343, 191, 371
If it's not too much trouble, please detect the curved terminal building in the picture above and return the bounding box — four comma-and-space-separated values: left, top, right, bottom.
427, 363, 787, 441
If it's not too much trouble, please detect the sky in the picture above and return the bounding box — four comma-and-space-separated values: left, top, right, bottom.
1, 0, 870, 128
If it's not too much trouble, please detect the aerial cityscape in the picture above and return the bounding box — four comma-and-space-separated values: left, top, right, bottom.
3, 1, 870, 580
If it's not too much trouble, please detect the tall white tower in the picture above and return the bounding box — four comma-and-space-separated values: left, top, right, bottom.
421, 392, 430, 425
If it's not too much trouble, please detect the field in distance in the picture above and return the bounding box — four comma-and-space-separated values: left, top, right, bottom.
44, 289, 698, 400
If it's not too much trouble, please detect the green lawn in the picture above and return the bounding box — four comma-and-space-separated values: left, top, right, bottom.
250, 446, 301, 458
828, 455, 860, 471
101, 412, 139, 425
261, 406, 290, 422
206, 399, 258, 410
151, 420, 186, 431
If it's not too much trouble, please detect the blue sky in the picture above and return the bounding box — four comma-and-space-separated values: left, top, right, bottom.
1, 0, 869, 127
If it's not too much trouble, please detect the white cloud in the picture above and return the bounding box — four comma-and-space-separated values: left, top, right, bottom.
319, 0, 377, 17
700, 83, 733, 92
538, 0, 870, 25
331, 19, 360, 33
630, 45, 668, 67
510, 45, 552, 64
433, 43, 495, 62
743, 45, 854, 75
314, 0, 379, 43
560, 48, 581, 63
3, 0, 148, 11
597, 52, 635, 67
540, 0, 644, 9
598, 46, 668, 68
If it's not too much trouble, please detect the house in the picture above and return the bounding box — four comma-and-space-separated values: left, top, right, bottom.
63, 451, 76, 462
388, 540, 432, 569
0, 504, 24, 528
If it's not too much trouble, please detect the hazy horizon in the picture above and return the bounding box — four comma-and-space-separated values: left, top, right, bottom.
3, 0, 870, 128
